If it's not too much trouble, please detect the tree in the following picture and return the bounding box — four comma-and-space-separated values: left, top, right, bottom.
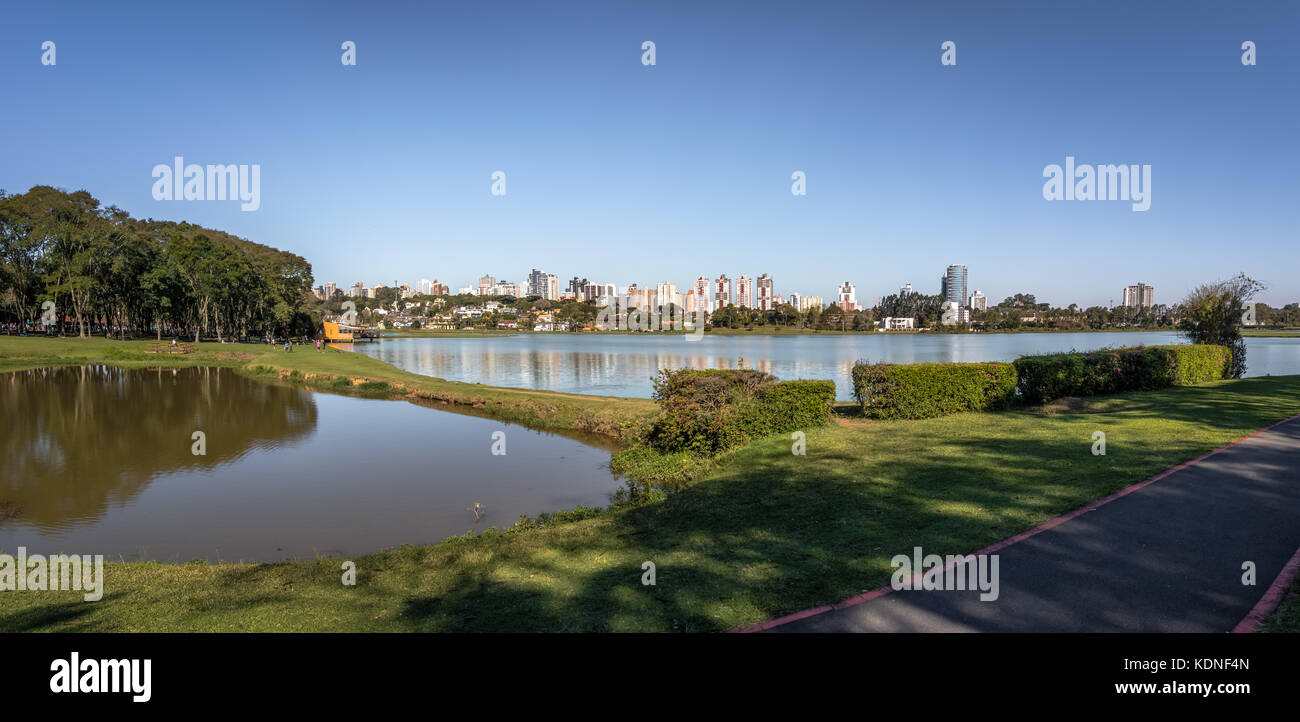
1179, 274, 1264, 378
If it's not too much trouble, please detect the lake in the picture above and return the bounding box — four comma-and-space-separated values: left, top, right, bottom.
350, 332, 1300, 400
0, 366, 623, 562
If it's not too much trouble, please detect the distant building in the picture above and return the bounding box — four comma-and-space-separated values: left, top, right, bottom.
941, 300, 970, 325
324, 282, 337, 299
623, 283, 650, 311
900, 283, 912, 296
800, 295, 824, 312
837, 282, 856, 312
591, 283, 616, 305
756, 274, 774, 311
656, 281, 680, 310
693, 277, 710, 313
943, 264, 969, 307
736, 274, 753, 309
478, 275, 496, 297
787, 292, 801, 311
879, 317, 915, 331
350, 282, 365, 298
526, 269, 559, 300
970, 290, 987, 312
1123, 283, 1154, 308
714, 274, 732, 311
569, 277, 590, 296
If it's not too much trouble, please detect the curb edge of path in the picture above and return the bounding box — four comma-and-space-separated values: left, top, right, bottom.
733, 412, 1300, 634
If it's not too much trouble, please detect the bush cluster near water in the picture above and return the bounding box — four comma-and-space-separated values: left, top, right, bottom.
1012, 344, 1231, 405
643, 368, 836, 455
851, 362, 1017, 420
851, 344, 1232, 417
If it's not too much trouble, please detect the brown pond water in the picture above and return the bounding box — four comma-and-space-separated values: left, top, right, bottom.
0, 366, 624, 562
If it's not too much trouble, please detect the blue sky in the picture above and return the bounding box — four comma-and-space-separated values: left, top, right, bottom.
1, 0, 1296, 307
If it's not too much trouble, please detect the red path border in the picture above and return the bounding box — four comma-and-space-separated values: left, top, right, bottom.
732, 412, 1300, 633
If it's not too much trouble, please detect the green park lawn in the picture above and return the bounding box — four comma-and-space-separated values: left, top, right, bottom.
2, 333, 1298, 631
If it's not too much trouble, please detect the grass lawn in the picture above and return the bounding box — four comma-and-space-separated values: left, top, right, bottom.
2, 335, 1298, 632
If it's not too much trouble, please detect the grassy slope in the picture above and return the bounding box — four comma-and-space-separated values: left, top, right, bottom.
2, 337, 1297, 631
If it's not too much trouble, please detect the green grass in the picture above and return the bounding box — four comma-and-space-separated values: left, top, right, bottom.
1243, 329, 1300, 337
1261, 577, 1300, 633
2, 338, 1298, 631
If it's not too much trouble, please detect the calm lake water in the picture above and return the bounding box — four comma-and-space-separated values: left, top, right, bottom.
352, 332, 1300, 400
0, 366, 622, 562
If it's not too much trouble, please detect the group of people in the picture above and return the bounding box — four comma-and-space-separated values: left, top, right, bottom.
261, 335, 326, 352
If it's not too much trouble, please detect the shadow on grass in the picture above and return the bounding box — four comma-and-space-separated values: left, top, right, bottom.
388, 376, 1300, 632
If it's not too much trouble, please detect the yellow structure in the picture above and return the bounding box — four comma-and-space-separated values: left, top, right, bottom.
322, 321, 353, 342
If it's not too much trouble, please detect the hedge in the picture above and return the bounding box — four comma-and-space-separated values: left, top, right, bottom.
1013, 344, 1231, 405
851, 362, 1017, 419
645, 369, 835, 455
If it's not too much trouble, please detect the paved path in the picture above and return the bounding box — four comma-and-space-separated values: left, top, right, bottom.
764, 416, 1300, 633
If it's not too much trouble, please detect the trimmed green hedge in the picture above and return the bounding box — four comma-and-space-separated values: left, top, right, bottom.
1013, 344, 1231, 405
851, 362, 1017, 419
645, 369, 835, 455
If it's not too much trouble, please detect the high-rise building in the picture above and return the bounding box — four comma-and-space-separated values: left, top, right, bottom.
736, 274, 753, 308
900, 283, 912, 296
592, 283, 616, 305
350, 282, 365, 297
714, 274, 732, 311
546, 274, 559, 301
1123, 283, 1154, 308
656, 281, 680, 310
323, 282, 337, 299
800, 295, 824, 312
569, 277, 590, 296
693, 277, 710, 313
624, 283, 650, 310
527, 269, 548, 298
970, 290, 987, 311
787, 292, 801, 311
837, 282, 857, 312
943, 264, 969, 307
756, 274, 774, 311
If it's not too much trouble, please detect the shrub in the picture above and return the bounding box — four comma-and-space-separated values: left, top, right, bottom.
645, 369, 834, 455
851, 361, 1017, 419
1013, 344, 1230, 405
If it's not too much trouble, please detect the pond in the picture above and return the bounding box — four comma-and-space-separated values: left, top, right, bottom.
0, 366, 624, 562
350, 332, 1300, 400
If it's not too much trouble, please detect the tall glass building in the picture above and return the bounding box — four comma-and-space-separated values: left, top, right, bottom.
943, 264, 968, 307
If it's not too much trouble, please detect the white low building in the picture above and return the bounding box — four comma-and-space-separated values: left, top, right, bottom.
879, 317, 915, 331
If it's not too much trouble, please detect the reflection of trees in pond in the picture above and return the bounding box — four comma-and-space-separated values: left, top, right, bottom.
0, 366, 317, 529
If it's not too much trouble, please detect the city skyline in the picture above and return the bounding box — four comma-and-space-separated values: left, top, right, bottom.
319, 266, 1192, 313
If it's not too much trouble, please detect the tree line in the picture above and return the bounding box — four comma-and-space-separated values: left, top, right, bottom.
0, 186, 315, 341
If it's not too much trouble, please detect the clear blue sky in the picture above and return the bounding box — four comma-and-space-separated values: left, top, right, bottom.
1, 0, 1296, 307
